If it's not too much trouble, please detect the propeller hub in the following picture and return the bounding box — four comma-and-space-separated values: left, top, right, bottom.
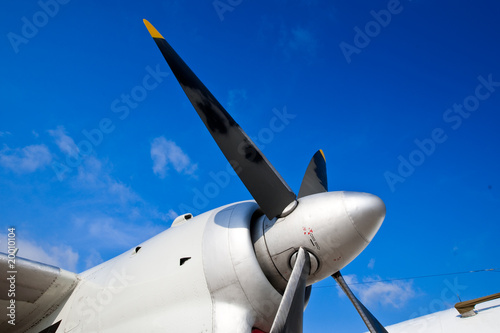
252, 191, 385, 293
290, 250, 319, 275
342, 191, 386, 243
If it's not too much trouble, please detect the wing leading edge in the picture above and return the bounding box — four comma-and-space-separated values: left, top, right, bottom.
0, 253, 78, 332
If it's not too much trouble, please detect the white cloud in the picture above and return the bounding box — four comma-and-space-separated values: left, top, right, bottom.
227, 89, 247, 111
0, 144, 52, 173
151, 137, 197, 178
68, 155, 176, 233
75, 156, 140, 205
84, 249, 104, 270
108, 181, 142, 205
75, 155, 103, 185
279, 25, 318, 60
0, 131, 12, 137
0, 235, 79, 272
69, 209, 164, 255
289, 26, 317, 55
82, 215, 163, 252
48, 126, 79, 157
341, 274, 417, 308
88, 217, 136, 247
368, 258, 376, 269
166, 209, 178, 220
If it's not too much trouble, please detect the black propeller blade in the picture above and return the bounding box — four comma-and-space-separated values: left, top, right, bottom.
143, 20, 296, 219
332, 271, 388, 333
270, 247, 311, 333
298, 149, 328, 198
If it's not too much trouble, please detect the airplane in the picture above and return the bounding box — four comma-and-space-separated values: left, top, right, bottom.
386, 293, 500, 332
0, 20, 498, 333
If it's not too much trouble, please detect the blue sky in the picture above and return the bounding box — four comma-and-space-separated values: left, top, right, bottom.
1, 0, 499, 331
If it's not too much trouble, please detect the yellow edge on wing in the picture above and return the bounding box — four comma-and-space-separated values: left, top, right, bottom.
143, 19, 164, 39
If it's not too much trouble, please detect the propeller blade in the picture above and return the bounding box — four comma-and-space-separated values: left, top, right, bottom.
332, 271, 388, 333
304, 285, 312, 310
298, 150, 328, 198
270, 247, 311, 333
143, 20, 296, 219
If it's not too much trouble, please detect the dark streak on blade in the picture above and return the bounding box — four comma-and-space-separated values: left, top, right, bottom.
144, 21, 296, 219
193, 92, 235, 135
241, 142, 264, 163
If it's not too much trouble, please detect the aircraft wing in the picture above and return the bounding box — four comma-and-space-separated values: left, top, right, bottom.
0, 253, 79, 332
386, 296, 500, 333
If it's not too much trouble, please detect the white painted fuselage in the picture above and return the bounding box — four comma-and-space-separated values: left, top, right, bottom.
28, 201, 281, 333
386, 298, 500, 333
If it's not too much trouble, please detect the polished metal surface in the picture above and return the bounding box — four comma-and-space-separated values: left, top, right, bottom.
342, 191, 386, 243
252, 191, 386, 293
270, 247, 310, 333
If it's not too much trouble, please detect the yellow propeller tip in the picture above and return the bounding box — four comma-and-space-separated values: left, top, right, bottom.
143, 19, 164, 39
319, 149, 326, 161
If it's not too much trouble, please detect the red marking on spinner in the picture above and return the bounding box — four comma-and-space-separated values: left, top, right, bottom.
302, 227, 313, 235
